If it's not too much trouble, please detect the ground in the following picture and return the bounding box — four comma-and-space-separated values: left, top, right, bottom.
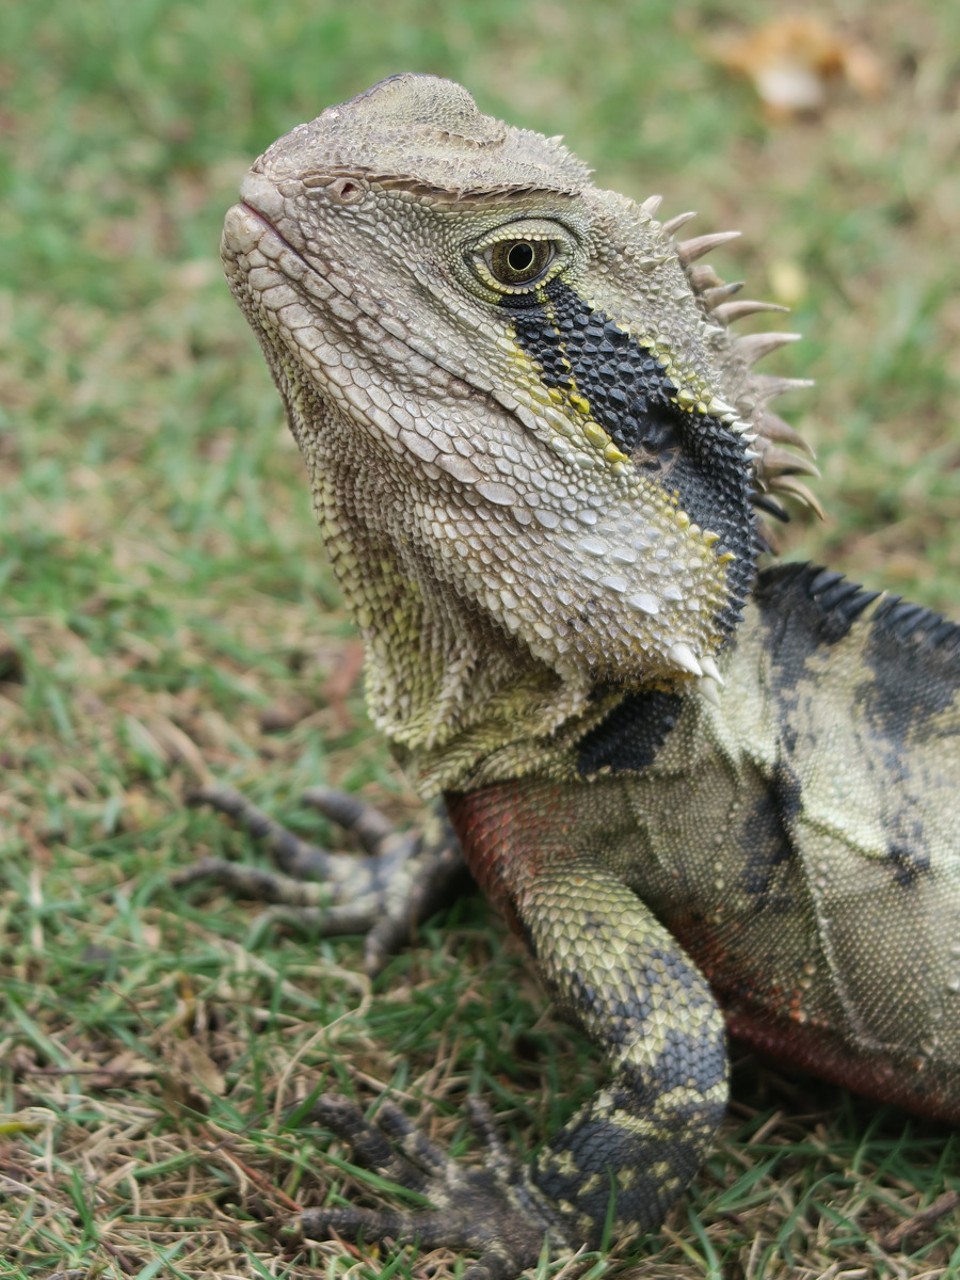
2, 1, 959, 1277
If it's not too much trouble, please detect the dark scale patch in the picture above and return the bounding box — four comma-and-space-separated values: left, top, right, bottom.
871, 762, 936, 890
504, 281, 759, 638
659, 1022, 728, 1093
644, 944, 704, 993
738, 761, 801, 911
534, 1112, 681, 1227
752, 565, 880, 762
856, 596, 960, 889
753, 563, 880, 697
564, 960, 654, 1050
576, 688, 683, 776
861, 594, 960, 742
618, 1023, 727, 1097
887, 839, 932, 888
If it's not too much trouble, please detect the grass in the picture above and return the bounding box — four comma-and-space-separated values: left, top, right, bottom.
2, 0, 959, 1276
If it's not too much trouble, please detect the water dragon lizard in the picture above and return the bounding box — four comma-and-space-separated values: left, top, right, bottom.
196, 74, 960, 1277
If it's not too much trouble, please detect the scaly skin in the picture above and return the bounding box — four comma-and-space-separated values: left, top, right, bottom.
216, 74, 960, 1274
452, 563, 960, 1127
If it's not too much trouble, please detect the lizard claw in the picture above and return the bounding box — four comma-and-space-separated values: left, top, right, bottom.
179, 786, 465, 972
297, 1094, 565, 1280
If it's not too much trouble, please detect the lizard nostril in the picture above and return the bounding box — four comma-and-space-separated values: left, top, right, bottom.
330, 177, 364, 204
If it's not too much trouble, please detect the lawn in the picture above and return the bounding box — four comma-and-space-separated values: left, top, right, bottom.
2, 1, 959, 1277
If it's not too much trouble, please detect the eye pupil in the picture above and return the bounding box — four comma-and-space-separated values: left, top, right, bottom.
507, 242, 535, 273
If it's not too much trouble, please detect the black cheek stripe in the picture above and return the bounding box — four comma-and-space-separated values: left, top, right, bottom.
504, 280, 759, 640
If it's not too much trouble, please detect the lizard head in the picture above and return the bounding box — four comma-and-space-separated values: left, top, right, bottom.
222, 75, 817, 764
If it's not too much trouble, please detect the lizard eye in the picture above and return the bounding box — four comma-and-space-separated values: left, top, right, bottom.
486, 238, 555, 286
468, 219, 573, 297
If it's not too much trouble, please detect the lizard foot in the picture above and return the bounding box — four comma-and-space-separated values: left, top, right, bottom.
178, 786, 464, 972
298, 1094, 565, 1280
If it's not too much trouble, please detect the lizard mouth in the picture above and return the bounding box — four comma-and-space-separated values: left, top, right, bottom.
222, 194, 309, 277
238, 200, 288, 244
236, 198, 310, 266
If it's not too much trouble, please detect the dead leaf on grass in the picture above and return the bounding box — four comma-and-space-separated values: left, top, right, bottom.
711, 16, 885, 118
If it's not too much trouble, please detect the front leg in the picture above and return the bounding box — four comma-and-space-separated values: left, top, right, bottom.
448, 782, 729, 1246
519, 861, 729, 1242
294, 817, 729, 1274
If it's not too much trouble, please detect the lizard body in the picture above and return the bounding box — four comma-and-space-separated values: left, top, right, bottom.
218, 74, 960, 1273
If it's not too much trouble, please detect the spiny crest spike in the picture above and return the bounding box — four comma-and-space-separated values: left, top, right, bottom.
698, 676, 722, 708
735, 331, 801, 367
687, 264, 726, 292
760, 412, 816, 456
700, 655, 724, 686
753, 492, 790, 522
641, 193, 664, 216
745, 373, 815, 407
661, 210, 697, 237
760, 445, 820, 479
701, 281, 744, 310
768, 476, 826, 519
711, 299, 789, 325
676, 230, 741, 268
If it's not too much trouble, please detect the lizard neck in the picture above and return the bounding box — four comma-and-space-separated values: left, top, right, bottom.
365, 598, 599, 796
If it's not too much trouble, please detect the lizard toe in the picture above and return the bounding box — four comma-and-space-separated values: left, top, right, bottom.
298, 1094, 567, 1277
181, 786, 466, 971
